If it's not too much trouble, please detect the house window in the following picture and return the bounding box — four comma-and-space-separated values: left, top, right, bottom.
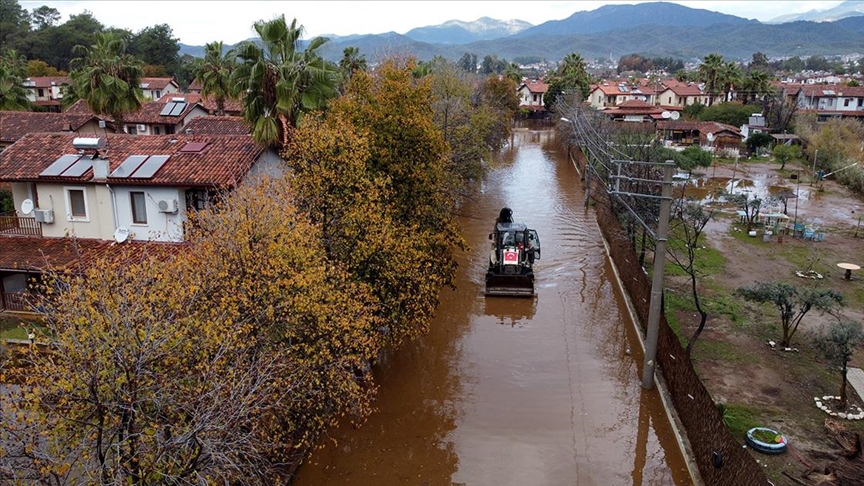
844, 99, 851, 107
131, 191, 147, 224
154, 126, 161, 135
155, 90, 161, 99
38, 88, 44, 97
165, 125, 175, 135
128, 125, 137, 135
65, 187, 88, 220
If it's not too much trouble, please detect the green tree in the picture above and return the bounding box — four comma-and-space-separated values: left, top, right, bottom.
772, 143, 801, 171
741, 69, 774, 104
193, 41, 236, 115
736, 282, 844, 348
231, 15, 340, 148
666, 200, 713, 353
0, 0, 30, 50
698, 101, 753, 127
69, 32, 144, 133
0, 48, 31, 110
814, 319, 864, 410
504, 62, 522, 83
26, 58, 64, 76
749, 52, 770, 73
545, 52, 591, 110
727, 192, 762, 231
129, 24, 180, 76
698, 53, 724, 106
27, 11, 103, 72
480, 54, 506, 75
718, 61, 742, 103
457, 52, 476, 73
678, 145, 713, 176
30, 5, 59, 30
746, 131, 773, 154
338, 46, 367, 84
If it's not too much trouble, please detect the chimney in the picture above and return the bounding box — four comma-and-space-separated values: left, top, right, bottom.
91, 157, 110, 180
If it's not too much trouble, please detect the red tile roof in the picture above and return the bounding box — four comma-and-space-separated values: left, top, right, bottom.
187, 79, 203, 91
140, 77, 178, 90
0, 111, 105, 143
63, 99, 95, 115
183, 116, 250, 135
158, 93, 244, 115
23, 76, 71, 88
0, 235, 186, 272
124, 99, 205, 125
665, 84, 705, 96
0, 133, 266, 188
603, 100, 665, 115
657, 121, 742, 136
520, 81, 548, 94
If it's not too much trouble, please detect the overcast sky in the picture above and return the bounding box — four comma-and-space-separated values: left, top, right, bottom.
20, 1, 844, 46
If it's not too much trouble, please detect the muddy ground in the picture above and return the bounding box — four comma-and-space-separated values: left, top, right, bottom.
670, 158, 864, 485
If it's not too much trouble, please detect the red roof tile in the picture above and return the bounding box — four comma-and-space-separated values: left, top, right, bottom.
0, 235, 186, 272
0, 111, 105, 143
657, 121, 742, 136
183, 116, 250, 135
140, 77, 178, 90
123, 99, 205, 125
23, 76, 71, 88
158, 93, 244, 115
520, 82, 548, 94
63, 99, 95, 115
0, 133, 267, 188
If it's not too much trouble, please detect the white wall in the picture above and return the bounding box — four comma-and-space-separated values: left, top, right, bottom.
112, 186, 185, 242
33, 183, 114, 239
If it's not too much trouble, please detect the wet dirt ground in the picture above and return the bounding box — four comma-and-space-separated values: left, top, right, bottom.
292, 124, 692, 485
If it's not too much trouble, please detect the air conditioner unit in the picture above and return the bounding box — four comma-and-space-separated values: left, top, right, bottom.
136, 124, 147, 132
33, 208, 54, 223
157, 199, 178, 214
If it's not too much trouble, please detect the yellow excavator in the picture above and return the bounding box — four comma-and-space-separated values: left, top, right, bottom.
485, 208, 541, 297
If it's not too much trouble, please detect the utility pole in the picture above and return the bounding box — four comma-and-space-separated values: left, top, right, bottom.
810, 149, 818, 186
642, 162, 675, 389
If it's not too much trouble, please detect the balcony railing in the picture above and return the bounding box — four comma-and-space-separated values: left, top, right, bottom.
0, 213, 42, 236
2, 292, 30, 312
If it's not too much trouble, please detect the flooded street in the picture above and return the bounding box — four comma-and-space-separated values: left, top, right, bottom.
293, 123, 692, 485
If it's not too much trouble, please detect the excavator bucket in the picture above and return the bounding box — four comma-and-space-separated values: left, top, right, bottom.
485, 274, 535, 297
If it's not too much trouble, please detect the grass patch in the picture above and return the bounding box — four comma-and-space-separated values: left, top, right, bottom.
719, 402, 783, 441
692, 338, 752, 365
1, 314, 41, 341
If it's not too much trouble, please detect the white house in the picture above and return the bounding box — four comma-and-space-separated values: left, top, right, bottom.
139, 77, 181, 101
517, 81, 549, 111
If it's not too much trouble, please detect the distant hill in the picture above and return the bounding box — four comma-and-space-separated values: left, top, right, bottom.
178, 3, 864, 63
513, 1, 752, 37
405, 17, 532, 44
767, 0, 864, 24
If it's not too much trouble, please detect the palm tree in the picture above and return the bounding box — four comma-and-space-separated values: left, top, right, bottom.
0, 49, 32, 111
194, 41, 237, 115
231, 15, 341, 148
339, 46, 367, 82
69, 32, 144, 132
504, 62, 522, 84
719, 61, 743, 103
743, 69, 775, 104
698, 53, 724, 106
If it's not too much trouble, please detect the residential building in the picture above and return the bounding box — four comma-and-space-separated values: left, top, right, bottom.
599, 99, 667, 122
778, 83, 864, 121
588, 80, 658, 108
122, 97, 208, 135
22, 76, 71, 111
159, 93, 244, 116
0, 133, 283, 310
140, 77, 181, 101
656, 120, 743, 154
517, 81, 549, 111
0, 111, 111, 151
656, 82, 712, 107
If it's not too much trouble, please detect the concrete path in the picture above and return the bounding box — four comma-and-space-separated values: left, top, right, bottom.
846, 367, 864, 402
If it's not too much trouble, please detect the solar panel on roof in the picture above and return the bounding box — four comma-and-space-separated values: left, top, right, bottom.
60, 157, 93, 177
168, 102, 187, 116
179, 142, 208, 153
131, 155, 169, 179
40, 154, 82, 176
110, 155, 148, 178
159, 103, 176, 116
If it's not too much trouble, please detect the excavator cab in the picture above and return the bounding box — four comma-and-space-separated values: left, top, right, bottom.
485, 209, 540, 297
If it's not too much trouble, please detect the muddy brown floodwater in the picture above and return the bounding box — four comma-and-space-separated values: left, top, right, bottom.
293, 122, 693, 485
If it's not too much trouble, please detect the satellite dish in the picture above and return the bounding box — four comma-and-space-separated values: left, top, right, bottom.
706, 132, 715, 141
661, 111, 671, 119
114, 227, 129, 243
670, 111, 680, 120
20, 199, 34, 215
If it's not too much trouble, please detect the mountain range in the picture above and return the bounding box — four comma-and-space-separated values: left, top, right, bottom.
178, 1, 864, 62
